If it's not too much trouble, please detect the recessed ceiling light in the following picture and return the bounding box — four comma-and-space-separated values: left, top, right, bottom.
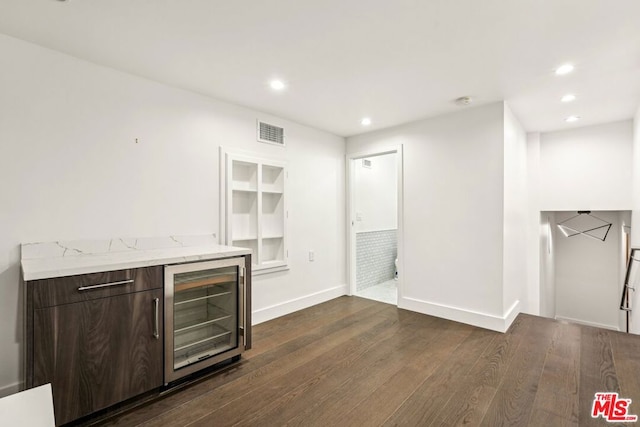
565, 115, 581, 123
361, 117, 372, 126
269, 80, 286, 91
561, 94, 577, 103
555, 64, 574, 76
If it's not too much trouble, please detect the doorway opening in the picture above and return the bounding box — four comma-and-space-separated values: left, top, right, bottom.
347, 147, 403, 306
539, 210, 631, 331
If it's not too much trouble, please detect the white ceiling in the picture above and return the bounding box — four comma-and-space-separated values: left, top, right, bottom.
1, 0, 639, 137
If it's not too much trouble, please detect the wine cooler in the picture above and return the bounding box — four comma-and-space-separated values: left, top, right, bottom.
164, 256, 251, 384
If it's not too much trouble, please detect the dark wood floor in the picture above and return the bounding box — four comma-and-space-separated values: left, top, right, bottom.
99, 296, 640, 426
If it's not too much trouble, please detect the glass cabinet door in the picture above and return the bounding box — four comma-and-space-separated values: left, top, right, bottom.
172, 266, 238, 369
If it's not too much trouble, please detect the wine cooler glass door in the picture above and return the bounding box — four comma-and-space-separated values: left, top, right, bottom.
165, 258, 244, 383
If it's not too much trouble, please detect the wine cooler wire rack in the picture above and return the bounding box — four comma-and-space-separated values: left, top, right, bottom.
173, 271, 237, 370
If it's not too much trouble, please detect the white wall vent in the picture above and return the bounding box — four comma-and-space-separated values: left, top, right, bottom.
257, 120, 285, 146
362, 159, 372, 168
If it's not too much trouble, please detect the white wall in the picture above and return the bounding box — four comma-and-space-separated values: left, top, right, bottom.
630, 105, 640, 333
539, 120, 633, 211
534, 120, 634, 331
354, 153, 397, 232
632, 106, 640, 247
531, 121, 635, 323
0, 34, 346, 395
347, 102, 514, 331
554, 211, 623, 331
503, 104, 528, 315
526, 133, 542, 315
539, 212, 556, 318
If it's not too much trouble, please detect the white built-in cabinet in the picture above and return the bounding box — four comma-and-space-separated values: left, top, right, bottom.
223, 151, 288, 274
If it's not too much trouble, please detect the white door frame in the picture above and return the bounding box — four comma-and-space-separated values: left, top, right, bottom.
346, 145, 404, 304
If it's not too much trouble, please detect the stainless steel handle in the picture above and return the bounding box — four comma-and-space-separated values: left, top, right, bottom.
240, 266, 246, 346
153, 298, 160, 340
77, 279, 134, 291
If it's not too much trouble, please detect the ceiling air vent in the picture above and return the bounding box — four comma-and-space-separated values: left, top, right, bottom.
257, 120, 285, 146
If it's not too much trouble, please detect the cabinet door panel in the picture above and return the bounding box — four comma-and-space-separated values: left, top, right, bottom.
33, 289, 163, 425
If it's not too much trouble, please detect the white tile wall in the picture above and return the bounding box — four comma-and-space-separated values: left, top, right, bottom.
356, 229, 397, 291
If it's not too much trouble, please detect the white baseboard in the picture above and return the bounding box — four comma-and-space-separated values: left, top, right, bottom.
399, 297, 521, 333
0, 381, 22, 398
554, 315, 620, 331
503, 300, 521, 331
252, 284, 348, 325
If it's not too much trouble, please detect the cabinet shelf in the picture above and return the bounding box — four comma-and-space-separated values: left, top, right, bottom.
262, 165, 284, 194
232, 186, 257, 193
233, 236, 258, 242
262, 188, 283, 194
261, 260, 286, 268
175, 311, 232, 334
174, 274, 236, 293
232, 161, 258, 192
174, 324, 232, 352
174, 291, 232, 306
225, 152, 288, 271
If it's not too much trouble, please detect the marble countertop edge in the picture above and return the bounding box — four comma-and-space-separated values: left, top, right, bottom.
21, 245, 251, 281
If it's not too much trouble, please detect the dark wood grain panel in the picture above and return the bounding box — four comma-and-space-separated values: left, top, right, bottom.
578, 327, 620, 427
381, 319, 506, 427
414, 316, 531, 427
24, 275, 35, 388
230, 311, 441, 427
33, 289, 163, 425
30, 266, 162, 308
479, 316, 557, 426
249, 295, 379, 357
610, 331, 640, 413
337, 319, 475, 427
528, 321, 581, 426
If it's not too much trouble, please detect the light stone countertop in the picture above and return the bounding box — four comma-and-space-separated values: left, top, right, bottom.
21, 234, 251, 281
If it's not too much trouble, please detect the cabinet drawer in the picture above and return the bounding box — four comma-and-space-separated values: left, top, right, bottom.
30, 266, 162, 308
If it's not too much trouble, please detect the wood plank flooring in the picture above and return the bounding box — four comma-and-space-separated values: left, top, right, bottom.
95, 296, 640, 427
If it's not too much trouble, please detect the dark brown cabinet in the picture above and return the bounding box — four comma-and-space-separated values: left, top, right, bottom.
25, 267, 163, 426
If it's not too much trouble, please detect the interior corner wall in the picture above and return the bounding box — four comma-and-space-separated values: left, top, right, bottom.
539, 120, 634, 211
0, 34, 346, 395
526, 133, 541, 315
346, 102, 507, 331
503, 103, 527, 317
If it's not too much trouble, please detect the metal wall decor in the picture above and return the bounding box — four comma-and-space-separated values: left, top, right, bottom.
557, 211, 612, 242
